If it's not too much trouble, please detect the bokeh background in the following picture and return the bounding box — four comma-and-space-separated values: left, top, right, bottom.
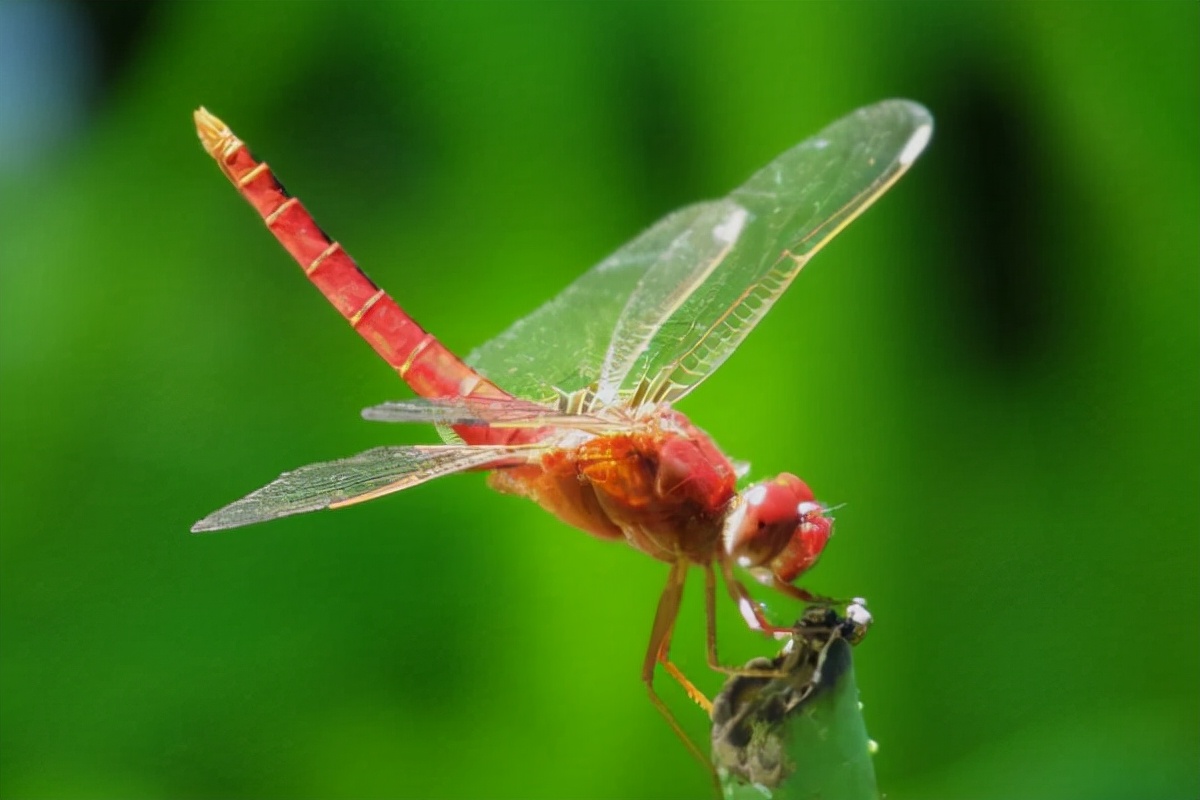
1, 2, 1196, 799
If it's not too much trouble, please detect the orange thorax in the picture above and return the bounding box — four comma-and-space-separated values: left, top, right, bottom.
488, 410, 738, 564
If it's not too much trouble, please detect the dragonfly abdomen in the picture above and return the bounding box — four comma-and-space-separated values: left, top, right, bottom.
195, 109, 515, 444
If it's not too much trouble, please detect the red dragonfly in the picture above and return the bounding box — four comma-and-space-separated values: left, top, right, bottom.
192, 100, 931, 760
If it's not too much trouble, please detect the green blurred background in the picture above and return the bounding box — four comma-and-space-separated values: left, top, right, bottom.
1, 2, 1196, 798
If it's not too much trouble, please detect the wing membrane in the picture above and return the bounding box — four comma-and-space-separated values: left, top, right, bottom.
466, 201, 733, 402
362, 397, 627, 433
191, 444, 539, 532
594, 202, 749, 403
467, 100, 931, 405
622, 100, 933, 402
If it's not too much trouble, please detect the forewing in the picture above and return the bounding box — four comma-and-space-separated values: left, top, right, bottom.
362, 396, 554, 426
362, 397, 626, 433
619, 100, 933, 403
594, 201, 749, 402
466, 100, 931, 406
190, 444, 538, 532
465, 201, 736, 402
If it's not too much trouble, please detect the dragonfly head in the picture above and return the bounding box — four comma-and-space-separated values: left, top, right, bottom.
723, 473, 831, 583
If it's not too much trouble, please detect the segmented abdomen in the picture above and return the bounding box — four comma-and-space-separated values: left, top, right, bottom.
195, 109, 523, 445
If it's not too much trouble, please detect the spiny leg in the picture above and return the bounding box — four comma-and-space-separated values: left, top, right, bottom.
713, 561, 852, 680
641, 560, 714, 773
769, 575, 847, 607
703, 564, 721, 673
657, 632, 713, 716
703, 563, 788, 681
719, 559, 796, 638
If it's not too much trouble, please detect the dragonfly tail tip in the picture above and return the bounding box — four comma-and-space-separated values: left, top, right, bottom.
193, 107, 230, 153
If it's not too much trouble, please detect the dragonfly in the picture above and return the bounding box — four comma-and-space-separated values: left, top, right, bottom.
191, 99, 932, 764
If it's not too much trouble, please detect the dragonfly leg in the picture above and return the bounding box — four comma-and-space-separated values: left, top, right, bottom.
718, 560, 795, 638
769, 575, 849, 608
641, 559, 715, 777
704, 563, 789, 681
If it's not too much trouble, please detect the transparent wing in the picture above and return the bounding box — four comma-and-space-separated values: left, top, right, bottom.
466, 201, 738, 402
620, 100, 933, 403
361, 397, 628, 433
190, 444, 540, 532
594, 202, 749, 402
467, 99, 931, 405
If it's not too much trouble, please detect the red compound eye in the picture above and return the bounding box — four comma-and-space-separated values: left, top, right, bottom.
723, 473, 820, 569
770, 500, 832, 583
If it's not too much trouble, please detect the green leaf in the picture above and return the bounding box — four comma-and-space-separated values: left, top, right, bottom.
712, 608, 877, 800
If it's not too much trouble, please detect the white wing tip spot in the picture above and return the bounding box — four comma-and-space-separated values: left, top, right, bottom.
900, 123, 933, 166
712, 207, 749, 245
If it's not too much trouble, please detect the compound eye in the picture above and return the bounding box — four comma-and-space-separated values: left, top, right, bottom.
723, 474, 813, 568
756, 474, 815, 524
772, 499, 833, 583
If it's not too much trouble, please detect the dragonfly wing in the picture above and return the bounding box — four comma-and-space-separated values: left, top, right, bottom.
469, 101, 931, 407
619, 100, 933, 403
594, 201, 750, 402
191, 444, 539, 532
362, 396, 555, 425
362, 397, 626, 433
465, 201, 736, 403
